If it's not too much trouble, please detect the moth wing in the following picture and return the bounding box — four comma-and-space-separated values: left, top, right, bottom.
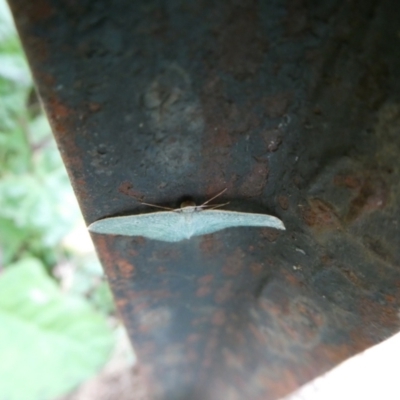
189, 210, 285, 237
88, 212, 188, 242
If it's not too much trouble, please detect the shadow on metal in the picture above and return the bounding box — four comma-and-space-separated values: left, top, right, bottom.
8, 0, 400, 398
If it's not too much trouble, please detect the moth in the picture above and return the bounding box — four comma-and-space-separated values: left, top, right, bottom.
88, 189, 285, 242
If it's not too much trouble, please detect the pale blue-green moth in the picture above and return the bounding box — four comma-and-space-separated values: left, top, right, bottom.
88, 189, 285, 242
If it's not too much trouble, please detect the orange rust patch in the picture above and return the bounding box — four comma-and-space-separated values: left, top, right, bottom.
200, 237, 224, 256
248, 322, 267, 344
198, 274, 214, 285
95, 236, 117, 279
250, 263, 263, 275
88, 102, 102, 112
282, 269, 305, 287
284, 0, 309, 37
25, 0, 54, 23
260, 227, 281, 242
262, 128, 283, 152
300, 198, 341, 229
278, 195, 289, 210
116, 259, 136, 279
214, 281, 233, 304
334, 173, 362, 189
34, 69, 54, 86
239, 159, 269, 197
280, 298, 325, 344
346, 176, 388, 222
337, 265, 364, 287
118, 181, 144, 200
202, 334, 219, 368
210, 127, 233, 148
196, 286, 211, 297
115, 298, 128, 308
217, 2, 268, 80
222, 248, 245, 276
186, 334, 201, 344
264, 92, 292, 118
128, 248, 139, 257
211, 309, 226, 326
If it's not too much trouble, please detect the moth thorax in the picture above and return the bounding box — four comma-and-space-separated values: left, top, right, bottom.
180, 200, 196, 208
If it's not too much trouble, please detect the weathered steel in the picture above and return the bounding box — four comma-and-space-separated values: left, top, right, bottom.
8, 0, 400, 399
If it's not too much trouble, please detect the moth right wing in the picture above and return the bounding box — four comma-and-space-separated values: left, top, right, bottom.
189, 210, 285, 238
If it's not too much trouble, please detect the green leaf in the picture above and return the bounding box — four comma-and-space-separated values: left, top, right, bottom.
0, 54, 31, 85
0, 258, 114, 400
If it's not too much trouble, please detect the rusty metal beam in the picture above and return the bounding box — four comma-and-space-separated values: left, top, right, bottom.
8, 0, 400, 399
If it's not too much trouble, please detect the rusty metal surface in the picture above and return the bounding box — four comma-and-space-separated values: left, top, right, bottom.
8, 0, 400, 398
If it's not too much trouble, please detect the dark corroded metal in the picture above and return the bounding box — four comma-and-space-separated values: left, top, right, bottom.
8, 0, 400, 398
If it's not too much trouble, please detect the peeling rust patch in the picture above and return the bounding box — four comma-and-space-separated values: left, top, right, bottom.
118, 181, 144, 200
300, 198, 341, 229
278, 195, 290, 210
264, 93, 292, 119
262, 128, 283, 152
239, 159, 269, 197
216, 1, 268, 80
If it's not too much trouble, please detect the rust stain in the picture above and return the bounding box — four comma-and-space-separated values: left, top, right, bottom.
211, 309, 227, 326
278, 297, 325, 344
250, 263, 263, 275
16, 0, 54, 23
300, 198, 341, 230
238, 159, 269, 197
358, 297, 399, 329
196, 286, 211, 297
284, 0, 309, 37
248, 322, 267, 345
199, 237, 224, 256
215, 281, 234, 304
186, 334, 201, 344
248, 367, 300, 400
202, 334, 219, 368
263, 93, 292, 118
133, 302, 150, 314
222, 249, 245, 276
333, 173, 363, 189
115, 298, 128, 308
118, 181, 144, 200
88, 102, 102, 112
34, 69, 55, 86
362, 235, 392, 264
198, 274, 214, 285
281, 269, 306, 289
128, 290, 173, 302
48, 95, 71, 120
337, 265, 364, 287
138, 307, 172, 334
260, 227, 282, 242
334, 168, 390, 223
346, 175, 388, 222
278, 195, 289, 210
314, 342, 358, 369
116, 259, 136, 279
262, 128, 283, 152
94, 236, 117, 280
217, 1, 268, 80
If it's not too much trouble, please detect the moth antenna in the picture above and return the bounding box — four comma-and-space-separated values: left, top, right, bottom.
140, 201, 175, 211
203, 202, 230, 210
201, 188, 227, 206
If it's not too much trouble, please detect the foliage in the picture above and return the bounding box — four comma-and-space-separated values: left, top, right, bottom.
0, 258, 113, 400
0, 7, 77, 266
0, 2, 116, 399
